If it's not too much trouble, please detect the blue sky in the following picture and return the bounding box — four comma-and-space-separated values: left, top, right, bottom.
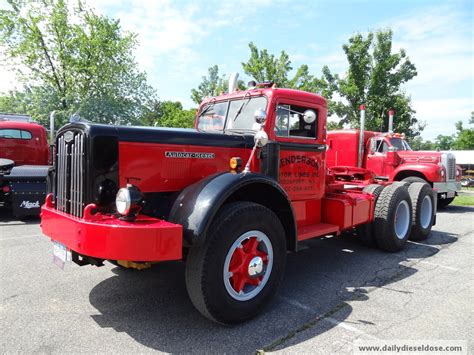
1, 0, 472, 140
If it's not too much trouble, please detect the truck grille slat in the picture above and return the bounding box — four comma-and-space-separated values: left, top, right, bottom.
447, 156, 455, 180
55, 131, 85, 218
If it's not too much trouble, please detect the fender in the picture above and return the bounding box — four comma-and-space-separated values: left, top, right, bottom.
390, 164, 441, 183
168, 172, 297, 250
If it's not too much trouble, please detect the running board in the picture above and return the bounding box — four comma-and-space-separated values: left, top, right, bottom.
297, 223, 340, 241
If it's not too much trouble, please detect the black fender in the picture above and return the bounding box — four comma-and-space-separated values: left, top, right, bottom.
169, 172, 297, 251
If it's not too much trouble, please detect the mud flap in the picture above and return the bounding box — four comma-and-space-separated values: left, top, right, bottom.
5, 165, 49, 218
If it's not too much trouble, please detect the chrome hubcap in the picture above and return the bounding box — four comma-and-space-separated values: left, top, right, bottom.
248, 256, 264, 277
395, 200, 410, 240
420, 195, 433, 229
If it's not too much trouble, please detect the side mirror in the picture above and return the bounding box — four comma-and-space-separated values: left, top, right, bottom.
254, 130, 268, 147
303, 110, 316, 124
254, 108, 267, 124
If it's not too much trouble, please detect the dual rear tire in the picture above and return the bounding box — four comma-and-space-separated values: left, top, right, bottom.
357, 182, 435, 251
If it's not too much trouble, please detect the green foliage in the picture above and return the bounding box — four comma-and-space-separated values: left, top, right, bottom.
407, 136, 435, 151
452, 119, 474, 150
142, 100, 196, 128
190, 65, 245, 105
433, 116, 474, 150
191, 65, 226, 105
0, 0, 155, 127
452, 195, 474, 206
434, 134, 455, 150
327, 121, 344, 131
0, 91, 30, 113
241, 42, 292, 87
241, 42, 331, 97
324, 30, 422, 138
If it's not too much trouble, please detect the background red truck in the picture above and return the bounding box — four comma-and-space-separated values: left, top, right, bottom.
40, 80, 436, 324
326, 129, 461, 207
0, 117, 50, 217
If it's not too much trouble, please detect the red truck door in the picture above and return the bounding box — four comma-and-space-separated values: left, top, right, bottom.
365, 137, 388, 177
272, 99, 326, 226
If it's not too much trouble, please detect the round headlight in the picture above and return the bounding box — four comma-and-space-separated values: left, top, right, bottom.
116, 188, 131, 215
115, 184, 145, 220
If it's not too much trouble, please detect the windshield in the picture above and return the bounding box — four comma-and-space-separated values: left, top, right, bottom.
197, 96, 267, 133
389, 138, 412, 151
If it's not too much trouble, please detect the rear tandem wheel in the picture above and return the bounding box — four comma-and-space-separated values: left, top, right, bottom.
355, 184, 385, 247
374, 184, 413, 252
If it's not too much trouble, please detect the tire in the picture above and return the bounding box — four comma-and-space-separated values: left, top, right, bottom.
374, 184, 413, 252
391, 181, 411, 188
185, 201, 286, 325
438, 196, 454, 208
408, 182, 435, 241
402, 176, 427, 184
355, 184, 384, 247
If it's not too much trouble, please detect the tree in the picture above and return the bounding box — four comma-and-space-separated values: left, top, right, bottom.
324, 30, 422, 138
434, 134, 455, 150
0, 0, 155, 127
452, 119, 474, 150
408, 136, 435, 151
142, 100, 196, 128
0, 91, 30, 114
241, 42, 332, 97
190, 65, 247, 105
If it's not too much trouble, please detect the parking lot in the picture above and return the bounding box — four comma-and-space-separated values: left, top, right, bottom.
1, 206, 472, 354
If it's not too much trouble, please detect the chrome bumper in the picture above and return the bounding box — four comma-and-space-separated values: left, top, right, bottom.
433, 181, 461, 198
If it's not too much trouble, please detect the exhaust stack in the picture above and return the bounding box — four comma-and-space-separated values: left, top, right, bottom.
49, 111, 55, 143
228, 72, 239, 94
358, 105, 366, 168
388, 109, 395, 133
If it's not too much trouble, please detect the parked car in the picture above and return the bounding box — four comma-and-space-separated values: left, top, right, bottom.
461, 177, 474, 187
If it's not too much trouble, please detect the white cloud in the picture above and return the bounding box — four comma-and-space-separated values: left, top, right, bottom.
412, 97, 473, 140
383, 5, 473, 139
386, 6, 473, 89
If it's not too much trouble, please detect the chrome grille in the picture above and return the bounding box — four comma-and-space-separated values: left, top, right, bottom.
55, 132, 85, 217
447, 155, 456, 180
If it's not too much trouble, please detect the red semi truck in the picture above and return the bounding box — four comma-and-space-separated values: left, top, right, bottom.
0, 119, 50, 217
326, 129, 461, 208
41, 82, 436, 324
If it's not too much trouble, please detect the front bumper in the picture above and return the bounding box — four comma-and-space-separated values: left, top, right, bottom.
41, 195, 182, 262
433, 181, 461, 198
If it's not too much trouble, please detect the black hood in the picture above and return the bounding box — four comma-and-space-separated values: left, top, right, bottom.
57, 122, 255, 149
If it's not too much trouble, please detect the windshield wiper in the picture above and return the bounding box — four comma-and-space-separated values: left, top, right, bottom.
232, 93, 251, 122
199, 103, 215, 117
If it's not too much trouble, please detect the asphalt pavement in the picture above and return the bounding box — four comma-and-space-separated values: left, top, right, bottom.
0, 206, 472, 354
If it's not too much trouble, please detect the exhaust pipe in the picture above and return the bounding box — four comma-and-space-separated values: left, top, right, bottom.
388, 109, 394, 133
49, 111, 56, 143
358, 105, 366, 168
228, 72, 239, 94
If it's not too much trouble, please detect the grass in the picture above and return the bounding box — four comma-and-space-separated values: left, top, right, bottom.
452, 195, 474, 206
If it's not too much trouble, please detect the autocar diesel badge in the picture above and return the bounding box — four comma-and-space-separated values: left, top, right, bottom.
165, 151, 215, 159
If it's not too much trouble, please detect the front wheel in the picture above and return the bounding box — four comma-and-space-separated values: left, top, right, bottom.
438, 196, 455, 208
185, 201, 286, 325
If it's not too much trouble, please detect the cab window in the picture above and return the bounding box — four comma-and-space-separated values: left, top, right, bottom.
275, 104, 317, 138
374, 138, 388, 153
0, 129, 32, 139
